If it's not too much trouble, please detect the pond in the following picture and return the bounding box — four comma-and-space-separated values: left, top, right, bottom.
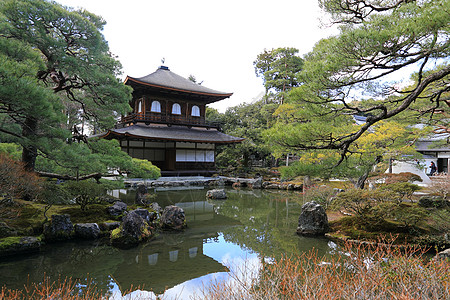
0, 187, 334, 299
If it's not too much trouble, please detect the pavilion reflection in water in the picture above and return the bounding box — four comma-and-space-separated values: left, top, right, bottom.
112, 189, 237, 295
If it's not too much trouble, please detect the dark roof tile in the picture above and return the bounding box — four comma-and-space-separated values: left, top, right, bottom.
94, 124, 244, 144
125, 66, 232, 98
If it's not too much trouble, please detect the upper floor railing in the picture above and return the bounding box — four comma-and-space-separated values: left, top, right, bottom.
118, 112, 221, 129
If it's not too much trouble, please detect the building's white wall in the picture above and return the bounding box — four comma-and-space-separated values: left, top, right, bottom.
386, 161, 431, 185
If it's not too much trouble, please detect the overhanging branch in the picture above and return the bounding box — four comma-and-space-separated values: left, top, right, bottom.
37, 171, 102, 182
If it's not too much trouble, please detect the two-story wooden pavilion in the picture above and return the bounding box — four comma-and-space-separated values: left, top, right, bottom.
96, 66, 244, 176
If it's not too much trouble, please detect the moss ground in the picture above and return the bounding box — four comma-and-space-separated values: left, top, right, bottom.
2, 200, 119, 236
0, 236, 23, 250
59, 204, 119, 223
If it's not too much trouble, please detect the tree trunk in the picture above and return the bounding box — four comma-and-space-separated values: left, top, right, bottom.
354, 155, 383, 189
355, 172, 369, 189
243, 153, 249, 168
22, 145, 37, 172
21, 116, 38, 171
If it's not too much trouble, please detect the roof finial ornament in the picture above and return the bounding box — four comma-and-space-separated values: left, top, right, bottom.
159, 58, 169, 70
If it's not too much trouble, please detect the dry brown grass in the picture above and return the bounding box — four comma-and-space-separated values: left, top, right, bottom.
0, 276, 157, 300
0, 276, 106, 300
200, 240, 449, 300
1, 241, 448, 299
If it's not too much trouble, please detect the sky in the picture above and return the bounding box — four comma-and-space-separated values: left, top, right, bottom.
55, 0, 338, 112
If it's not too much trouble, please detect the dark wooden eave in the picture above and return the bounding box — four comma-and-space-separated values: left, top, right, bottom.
93, 124, 245, 144
124, 66, 233, 104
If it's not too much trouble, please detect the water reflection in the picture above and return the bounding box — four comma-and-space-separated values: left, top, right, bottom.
110, 232, 229, 294
0, 188, 332, 298
0, 241, 120, 293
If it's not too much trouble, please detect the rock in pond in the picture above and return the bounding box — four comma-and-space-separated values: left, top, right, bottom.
206, 189, 227, 199
107, 201, 127, 216
161, 205, 186, 231
99, 221, 121, 231
134, 208, 158, 223
110, 210, 153, 249
149, 202, 163, 215
43, 214, 74, 242
75, 223, 100, 239
297, 201, 329, 236
248, 177, 263, 189
0, 236, 41, 257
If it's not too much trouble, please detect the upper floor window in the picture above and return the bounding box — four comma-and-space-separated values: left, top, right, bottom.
172, 103, 181, 115
151, 100, 161, 113
137, 100, 143, 113
191, 105, 200, 117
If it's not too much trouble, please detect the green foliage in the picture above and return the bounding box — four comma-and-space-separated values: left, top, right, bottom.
280, 159, 328, 180
40, 180, 71, 205
263, 0, 448, 183
63, 180, 106, 211
429, 209, 450, 233
0, 143, 21, 160
333, 186, 429, 232
128, 158, 161, 179
35, 139, 160, 180
269, 108, 425, 186
380, 182, 422, 203
210, 100, 278, 170
332, 189, 395, 223
254, 47, 304, 97
0, 32, 64, 169
0, 0, 132, 171
391, 204, 427, 230
98, 178, 125, 190
279, 151, 370, 180
303, 185, 337, 210
39, 180, 71, 221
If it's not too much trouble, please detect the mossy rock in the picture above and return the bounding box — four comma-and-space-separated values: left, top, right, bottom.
110, 228, 139, 249
99, 221, 121, 231
43, 214, 74, 242
110, 226, 152, 249
110, 211, 153, 249
160, 205, 187, 231
0, 236, 41, 257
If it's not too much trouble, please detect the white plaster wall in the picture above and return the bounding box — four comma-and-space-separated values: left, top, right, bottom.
386, 161, 431, 186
